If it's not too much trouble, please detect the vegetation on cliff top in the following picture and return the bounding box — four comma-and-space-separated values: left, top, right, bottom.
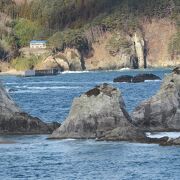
0, 0, 180, 63
11, 55, 43, 70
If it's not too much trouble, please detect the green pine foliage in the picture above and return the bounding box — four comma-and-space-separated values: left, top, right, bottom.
14, 19, 41, 47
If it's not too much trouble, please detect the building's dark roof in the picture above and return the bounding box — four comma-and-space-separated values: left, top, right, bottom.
30, 40, 47, 44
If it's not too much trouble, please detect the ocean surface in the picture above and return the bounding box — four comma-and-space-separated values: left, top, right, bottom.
0, 68, 180, 180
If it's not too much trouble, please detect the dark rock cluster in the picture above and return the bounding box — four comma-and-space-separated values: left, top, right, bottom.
113, 74, 161, 83
50, 67, 180, 146
1, 66, 180, 146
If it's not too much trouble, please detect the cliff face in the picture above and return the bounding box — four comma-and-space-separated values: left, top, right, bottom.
37, 48, 83, 71
84, 33, 134, 70
39, 18, 179, 71
142, 19, 179, 67
40, 31, 146, 71
85, 19, 179, 70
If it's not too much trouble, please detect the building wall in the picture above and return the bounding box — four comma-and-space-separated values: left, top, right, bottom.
30, 43, 46, 49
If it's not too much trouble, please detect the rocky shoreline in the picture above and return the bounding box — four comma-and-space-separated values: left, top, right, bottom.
1, 67, 180, 146
0, 66, 176, 77
49, 67, 180, 146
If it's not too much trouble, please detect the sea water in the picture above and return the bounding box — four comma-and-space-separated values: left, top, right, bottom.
0, 68, 180, 180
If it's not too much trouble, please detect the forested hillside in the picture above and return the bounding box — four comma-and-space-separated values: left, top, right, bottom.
0, 0, 180, 71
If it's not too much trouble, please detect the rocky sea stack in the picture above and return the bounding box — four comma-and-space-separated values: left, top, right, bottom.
0, 83, 60, 134
49, 84, 145, 141
132, 67, 180, 131
113, 74, 161, 83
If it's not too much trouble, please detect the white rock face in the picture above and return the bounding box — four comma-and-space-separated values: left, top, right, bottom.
50, 84, 145, 141
132, 32, 145, 68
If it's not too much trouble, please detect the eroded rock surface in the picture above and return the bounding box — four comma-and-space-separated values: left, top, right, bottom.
0, 83, 60, 135
37, 48, 83, 71
160, 137, 180, 146
132, 67, 180, 131
50, 84, 145, 141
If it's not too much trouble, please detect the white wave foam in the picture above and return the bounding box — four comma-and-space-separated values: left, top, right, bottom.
26, 86, 81, 90
144, 80, 162, 82
61, 139, 77, 142
8, 86, 81, 93
62, 70, 90, 74
5, 82, 18, 85
10, 90, 40, 94
146, 132, 180, 138
119, 68, 131, 71
104, 68, 131, 72
6, 81, 112, 85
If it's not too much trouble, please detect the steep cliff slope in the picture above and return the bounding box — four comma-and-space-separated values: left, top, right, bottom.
142, 19, 179, 67
40, 19, 179, 71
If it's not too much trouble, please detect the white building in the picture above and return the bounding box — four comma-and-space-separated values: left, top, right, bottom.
30, 40, 47, 49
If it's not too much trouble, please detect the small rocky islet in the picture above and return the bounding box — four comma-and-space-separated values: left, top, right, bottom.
49, 83, 145, 141
0, 67, 180, 146
113, 73, 161, 83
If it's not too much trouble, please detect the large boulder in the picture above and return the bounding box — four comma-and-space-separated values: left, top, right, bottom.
49, 84, 145, 141
131, 67, 180, 131
0, 83, 60, 135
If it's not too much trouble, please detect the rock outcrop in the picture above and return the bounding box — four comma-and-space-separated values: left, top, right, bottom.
132, 74, 161, 83
0, 83, 60, 134
132, 32, 145, 68
160, 137, 180, 146
142, 19, 180, 67
37, 48, 83, 71
132, 67, 180, 131
113, 74, 161, 83
49, 84, 145, 141
85, 31, 146, 70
